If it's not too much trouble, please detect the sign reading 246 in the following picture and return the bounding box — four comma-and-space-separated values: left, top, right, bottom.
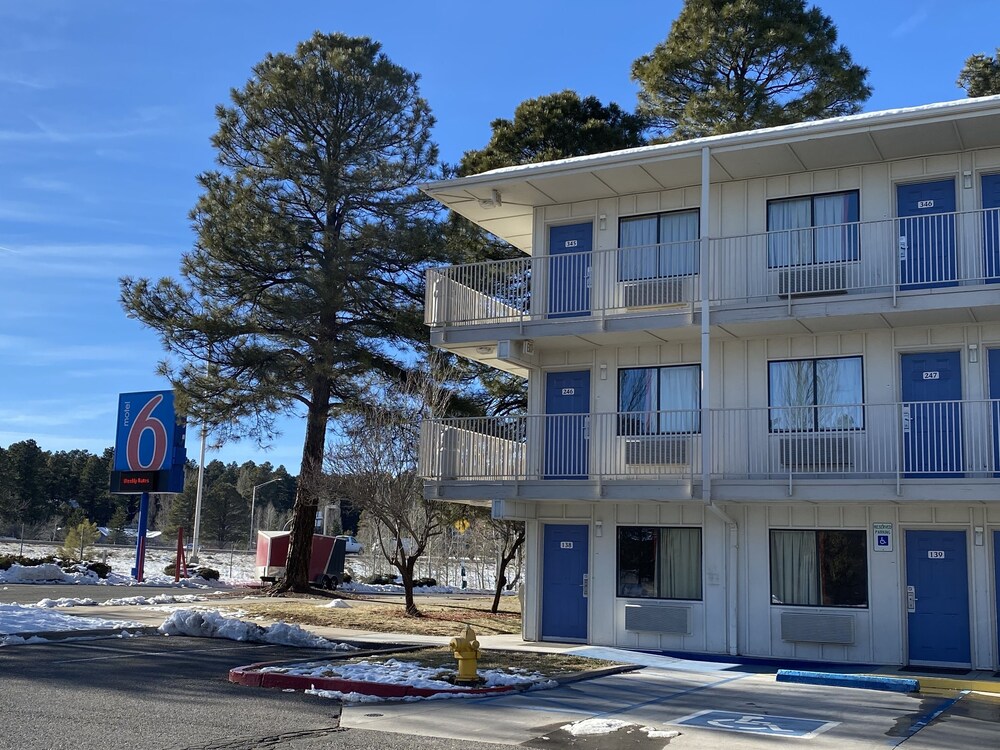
114, 391, 177, 473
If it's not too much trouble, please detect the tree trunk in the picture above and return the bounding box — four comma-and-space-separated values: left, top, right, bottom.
399, 556, 420, 616
491, 531, 525, 613
276, 376, 330, 593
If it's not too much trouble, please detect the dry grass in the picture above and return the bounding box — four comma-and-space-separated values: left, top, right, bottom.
225, 593, 523, 636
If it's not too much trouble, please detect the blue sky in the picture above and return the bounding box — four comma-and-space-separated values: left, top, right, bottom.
1, 0, 997, 472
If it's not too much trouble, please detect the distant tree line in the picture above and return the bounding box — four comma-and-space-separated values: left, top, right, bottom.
0, 439, 298, 547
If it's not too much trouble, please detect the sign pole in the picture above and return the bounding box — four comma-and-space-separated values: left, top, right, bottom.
132, 491, 150, 582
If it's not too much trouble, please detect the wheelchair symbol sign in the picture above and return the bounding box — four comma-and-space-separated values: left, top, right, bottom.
673, 710, 838, 738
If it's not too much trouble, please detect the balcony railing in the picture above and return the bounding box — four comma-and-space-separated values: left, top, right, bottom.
419, 401, 1000, 485
425, 207, 1000, 328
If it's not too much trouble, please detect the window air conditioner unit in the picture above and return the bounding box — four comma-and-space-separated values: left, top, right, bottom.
778, 264, 848, 296
623, 278, 686, 307
779, 436, 853, 471
625, 436, 689, 465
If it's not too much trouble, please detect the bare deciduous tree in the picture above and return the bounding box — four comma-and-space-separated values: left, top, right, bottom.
328, 369, 456, 616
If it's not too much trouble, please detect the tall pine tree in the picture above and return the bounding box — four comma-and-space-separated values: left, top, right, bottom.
121, 33, 442, 591
632, 0, 871, 139
958, 48, 1000, 97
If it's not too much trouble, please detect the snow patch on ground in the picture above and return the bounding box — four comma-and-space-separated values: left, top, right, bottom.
0, 603, 144, 636
158, 608, 357, 650
320, 599, 350, 608
32, 597, 98, 608
270, 658, 555, 697
99, 594, 211, 606
559, 718, 680, 739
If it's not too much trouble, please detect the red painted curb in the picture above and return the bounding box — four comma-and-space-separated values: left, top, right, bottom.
229, 663, 517, 698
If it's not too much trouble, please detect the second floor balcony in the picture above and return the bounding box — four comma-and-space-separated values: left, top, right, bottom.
418, 400, 1000, 503
425, 207, 1000, 336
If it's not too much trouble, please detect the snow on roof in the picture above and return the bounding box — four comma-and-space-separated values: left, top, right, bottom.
428, 95, 1000, 188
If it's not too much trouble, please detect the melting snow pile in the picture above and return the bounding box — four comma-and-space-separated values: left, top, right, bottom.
100, 594, 212, 606
320, 599, 351, 608
560, 719, 680, 739
32, 597, 98, 608
283, 658, 557, 702
0, 603, 145, 637
159, 609, 357, 649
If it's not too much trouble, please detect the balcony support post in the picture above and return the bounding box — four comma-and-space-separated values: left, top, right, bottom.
700, 146, 712, 503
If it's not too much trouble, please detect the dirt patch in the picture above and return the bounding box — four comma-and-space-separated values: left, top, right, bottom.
221, 595, 522, 636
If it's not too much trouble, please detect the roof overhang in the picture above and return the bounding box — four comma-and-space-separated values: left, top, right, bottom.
422, 96, 1000, 254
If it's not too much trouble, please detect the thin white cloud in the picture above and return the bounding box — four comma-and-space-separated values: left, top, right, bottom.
890, 4, 932, 38
20, 176, 75, 194
0, 430, 113, 454
0, 71, 51, 90
0, 401, 113, 428
0, 242, 161, 278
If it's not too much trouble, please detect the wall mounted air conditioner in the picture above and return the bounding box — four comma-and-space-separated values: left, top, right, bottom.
625, 436, 690, 465
779, 436, 853, 471
623, 277, 687, 307
778, 264, 848, 296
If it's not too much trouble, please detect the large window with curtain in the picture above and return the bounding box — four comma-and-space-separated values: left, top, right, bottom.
619, 209, 699, 281
767, 191, 860, 268
619, 364, 700, 435
768, 356, 863, 432
770, 530, 868, 607
618, 526, 702, 600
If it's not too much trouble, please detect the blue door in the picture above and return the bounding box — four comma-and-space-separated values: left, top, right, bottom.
541, 524, 589, 641
901, 351, 963, 477
548, 223, 592, 318
898, 180, 957, 289
905, 530, 970, 666
983, 174, 1000, 282
995, 531, 1000, 662
544, 370, 590, 479
990, 349, 1000, 475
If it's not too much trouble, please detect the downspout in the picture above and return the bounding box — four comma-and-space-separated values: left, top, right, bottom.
700, 146, 739, 657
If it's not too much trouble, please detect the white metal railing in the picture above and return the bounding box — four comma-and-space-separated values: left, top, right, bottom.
419, 401, 1000, 485
418, 411, 701, 481
425, 207, 1000, 328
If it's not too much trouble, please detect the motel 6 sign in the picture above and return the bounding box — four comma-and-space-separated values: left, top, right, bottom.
110, 390, 187, 494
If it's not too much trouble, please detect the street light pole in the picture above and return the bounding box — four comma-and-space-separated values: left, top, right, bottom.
249, 478, 280, 550
189, 422, 208, 564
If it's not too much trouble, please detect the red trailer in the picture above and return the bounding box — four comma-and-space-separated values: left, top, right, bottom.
255, 531, 346, 589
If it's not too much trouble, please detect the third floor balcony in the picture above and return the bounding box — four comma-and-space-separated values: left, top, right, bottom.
426, 207, 1000, 342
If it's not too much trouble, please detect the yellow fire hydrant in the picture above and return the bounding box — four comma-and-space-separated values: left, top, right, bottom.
449, 624, 481, 684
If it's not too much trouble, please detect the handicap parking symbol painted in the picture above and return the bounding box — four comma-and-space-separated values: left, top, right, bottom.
672, 710, 839, 739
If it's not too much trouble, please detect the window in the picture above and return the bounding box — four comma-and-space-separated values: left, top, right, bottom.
619, 209, 699, 281
618, 526, 702, 600
767, 191, 859, 267
770, 530, 868, 607
619, 365, 700, 434
769, 357, 863, 431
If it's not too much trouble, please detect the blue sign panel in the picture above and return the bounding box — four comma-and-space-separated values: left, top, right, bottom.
673, 710, 838, 739
111, 390, 186, 494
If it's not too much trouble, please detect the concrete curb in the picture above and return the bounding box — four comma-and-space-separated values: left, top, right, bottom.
777, 670, 919, 692
9, 626, 161, 641
229, 661, 520, 698
552, 664, 641, 685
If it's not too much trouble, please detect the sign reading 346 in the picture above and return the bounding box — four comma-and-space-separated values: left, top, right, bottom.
114, 391, 178, 472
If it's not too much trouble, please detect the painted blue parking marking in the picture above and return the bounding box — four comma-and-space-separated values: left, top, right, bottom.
673, 709, 838, 738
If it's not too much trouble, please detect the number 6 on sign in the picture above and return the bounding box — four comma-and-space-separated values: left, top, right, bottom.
126, 395, 168, 470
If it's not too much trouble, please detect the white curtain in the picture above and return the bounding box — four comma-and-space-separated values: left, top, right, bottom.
659, 528, 702, 599
813, 193, 858, 263
770, 531, 819, 605
659, 365, 700, 433
659, 210, 699, 276
768, 198, 812, 266
619, 217, 658, 280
